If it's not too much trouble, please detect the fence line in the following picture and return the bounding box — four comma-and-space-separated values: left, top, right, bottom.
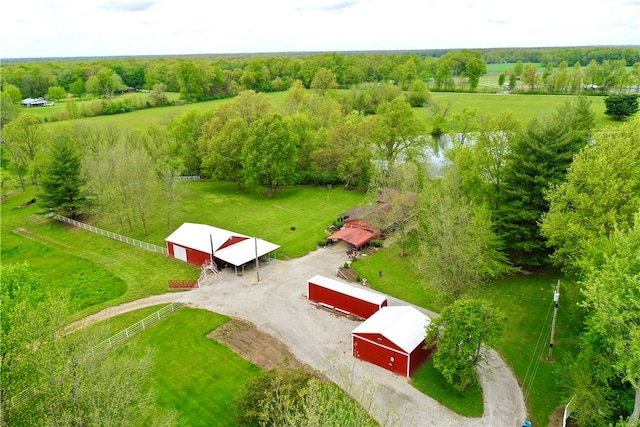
176, 175, 201, 181
51, 214, 168, 255
90, 301, 184, 354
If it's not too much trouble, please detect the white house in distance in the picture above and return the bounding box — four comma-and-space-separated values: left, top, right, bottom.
165, 222, 280, 274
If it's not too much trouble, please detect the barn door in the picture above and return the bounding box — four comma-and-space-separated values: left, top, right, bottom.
173, 245, 187, 262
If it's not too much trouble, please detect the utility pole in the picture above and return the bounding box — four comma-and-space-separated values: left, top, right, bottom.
254, 237, 260, 282
547, 280, 560, 362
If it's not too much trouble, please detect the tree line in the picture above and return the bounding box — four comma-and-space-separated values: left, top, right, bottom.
2, 47, 639, 101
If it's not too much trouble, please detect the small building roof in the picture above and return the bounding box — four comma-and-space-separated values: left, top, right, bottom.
215, 237, 280, 267
328, 227, 374, 248
308, 274, 387, 306
352, 306, 430, 353
166, 222, 247, 253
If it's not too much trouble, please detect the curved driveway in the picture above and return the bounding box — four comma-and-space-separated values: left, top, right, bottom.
81, 244, 526, 426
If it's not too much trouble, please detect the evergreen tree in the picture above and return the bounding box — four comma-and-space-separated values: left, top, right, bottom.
39, 135, 85, 217
499, 97, 595, 266
604, 94, 639, 120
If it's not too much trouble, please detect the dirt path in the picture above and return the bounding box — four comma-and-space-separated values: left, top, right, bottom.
76, 243, 526, 426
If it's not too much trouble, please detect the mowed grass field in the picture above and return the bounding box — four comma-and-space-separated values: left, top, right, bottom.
87, 306, 261, 426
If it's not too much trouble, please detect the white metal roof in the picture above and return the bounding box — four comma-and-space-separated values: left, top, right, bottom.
215, 237, 280, 266
165, 222, 247, 253
352, 306, 430, 353
165, 223, 280, 266
308, 274, 387, 306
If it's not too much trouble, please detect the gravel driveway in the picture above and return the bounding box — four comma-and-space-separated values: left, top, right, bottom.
80, 243, 527, 426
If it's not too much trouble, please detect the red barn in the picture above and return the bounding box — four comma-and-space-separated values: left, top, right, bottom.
165, 223, 279, 271
307, 275, 387, 319
351, 306, 434, 377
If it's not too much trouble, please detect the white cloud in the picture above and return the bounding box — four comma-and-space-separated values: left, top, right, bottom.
1, 0, 638, 58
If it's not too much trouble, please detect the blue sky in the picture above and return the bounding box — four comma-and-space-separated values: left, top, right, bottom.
2, 0, 639, 58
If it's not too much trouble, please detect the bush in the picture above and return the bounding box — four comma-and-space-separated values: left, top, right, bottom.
343, 262, 350, 268
234, 369, 314, 426
370, 240, 383, 248
355, 275, 361, 282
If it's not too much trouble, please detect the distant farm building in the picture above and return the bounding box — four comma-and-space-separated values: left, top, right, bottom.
21, 97, 53, 107
352, 306, 434, 377
307, 274, 388, 319
165, 223, 279, 274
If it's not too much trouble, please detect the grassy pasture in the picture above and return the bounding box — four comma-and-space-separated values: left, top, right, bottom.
41, 91, 287, 131
0, 187, 199, 319
424, 92, 612, 129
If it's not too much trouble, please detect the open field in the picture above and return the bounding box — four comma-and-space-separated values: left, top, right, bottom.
425, 92, 613, 128
40, 91, 287, 131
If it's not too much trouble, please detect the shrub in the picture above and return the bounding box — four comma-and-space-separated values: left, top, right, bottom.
234, 369, 314, 426
370, 240, 383, 248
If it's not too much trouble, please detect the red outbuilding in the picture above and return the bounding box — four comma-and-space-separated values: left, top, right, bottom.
307, 275, 387, 319
351, 306, 435, 377
165, 223, 280, 272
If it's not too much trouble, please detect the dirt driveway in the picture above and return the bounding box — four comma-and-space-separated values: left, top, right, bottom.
79, 243, 526, 426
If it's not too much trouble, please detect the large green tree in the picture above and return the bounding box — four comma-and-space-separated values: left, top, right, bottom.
368, 97, 426, 168
242, 113, 298, 198
200, 117, 249, 186
39, 133, 85, 216
1, 113, 47, 190
1, 83, 22, 127
541, 117, 640, 272
604, 94, 640, 121
425, 299, 504, 391
572, 216, 640, 426
499, 97, 595, 266
417, 170, 514, 301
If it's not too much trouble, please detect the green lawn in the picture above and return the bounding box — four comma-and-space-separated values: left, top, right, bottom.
41, 91, 287, 132
0, 187, 199, 319
424, 92, 613, 129
411, 359, 483, 417
117, 308, 261, 426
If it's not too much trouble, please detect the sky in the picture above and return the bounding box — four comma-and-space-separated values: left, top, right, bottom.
2, 0, 639, 59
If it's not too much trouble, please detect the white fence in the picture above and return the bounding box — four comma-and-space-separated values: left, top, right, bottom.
176, 175, 201, 181
90, 301, 184, 354
52, 214, 168, 255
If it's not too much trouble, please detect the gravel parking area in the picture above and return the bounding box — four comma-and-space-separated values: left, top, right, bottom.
79, 243, 526, 426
